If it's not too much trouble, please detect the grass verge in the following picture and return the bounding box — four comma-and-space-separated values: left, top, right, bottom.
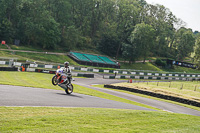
1, 107, 200, 133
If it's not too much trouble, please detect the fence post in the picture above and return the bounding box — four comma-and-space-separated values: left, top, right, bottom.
194, 85, 197, 91
180, 84, 183, 90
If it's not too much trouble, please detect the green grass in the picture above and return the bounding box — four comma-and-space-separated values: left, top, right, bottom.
1, 107, 200, 133
163, 65, 200, 73
0, 73, 200, 132
0, 51, 17, 58
0, 44, 44, 51
0, 50, 78, 65
0, 44, 9, 49
120, 62, 200, 74
120, 62, 163, 71
15, 52, 78, 65
10, 44, 46, 52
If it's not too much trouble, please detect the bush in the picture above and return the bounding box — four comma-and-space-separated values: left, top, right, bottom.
155, 58, 166, 67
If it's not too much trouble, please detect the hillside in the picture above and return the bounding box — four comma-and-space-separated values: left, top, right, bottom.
1, 45, 200, 74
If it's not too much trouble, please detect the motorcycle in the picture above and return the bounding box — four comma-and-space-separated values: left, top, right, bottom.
52, 68, 73, 94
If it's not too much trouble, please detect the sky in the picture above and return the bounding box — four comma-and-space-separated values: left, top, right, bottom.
145, 0, 200, 32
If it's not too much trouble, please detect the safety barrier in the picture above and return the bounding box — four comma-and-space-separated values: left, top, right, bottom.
1, 60, 200, 79
31, 69, 94, 78
0, 67, 18, 71
0, 66, 94, 78
103, 75, 200, 81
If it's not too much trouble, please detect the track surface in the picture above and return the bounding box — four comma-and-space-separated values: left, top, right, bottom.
1, 76, 200, 116
74, 78, 200, 116
0, 84, 153, 111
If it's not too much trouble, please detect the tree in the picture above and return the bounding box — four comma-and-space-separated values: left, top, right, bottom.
44, 0, 72, 28
0, 0, 21, 43
122, 42, 138, 63
0, 0, 21, 23
122, 23, 155, 63
0, 0, 196, 60
18, 0, 61, 49
98, 31, 120, 57
193, 36, 200, 68
61, 26, 86, 51
114, 0, 141, 59
0, 19, 15, 44
176, 28, 195, 60
140, 4, 177, 57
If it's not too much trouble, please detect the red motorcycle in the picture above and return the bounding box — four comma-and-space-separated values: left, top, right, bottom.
52, 68, 73, 94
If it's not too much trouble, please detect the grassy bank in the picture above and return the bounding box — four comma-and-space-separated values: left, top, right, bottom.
1, 46, 200, 73
1, 107, 200, 133
120, 62, 163, 71
0, 50, 78, 65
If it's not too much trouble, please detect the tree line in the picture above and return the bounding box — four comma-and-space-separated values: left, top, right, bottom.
0, 0, 200, 65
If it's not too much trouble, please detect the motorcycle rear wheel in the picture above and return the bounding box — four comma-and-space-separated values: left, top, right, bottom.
65, 84, 73, 94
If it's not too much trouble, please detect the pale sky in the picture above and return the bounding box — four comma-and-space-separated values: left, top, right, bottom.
145, 0, 200, 32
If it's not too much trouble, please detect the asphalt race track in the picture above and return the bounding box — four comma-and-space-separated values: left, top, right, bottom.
0, 76, 200, 116
73, 78, 200, 116
0, 85, 153, 111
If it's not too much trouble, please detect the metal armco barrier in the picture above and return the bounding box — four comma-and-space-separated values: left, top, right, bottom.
35, 69, 94, 78
0, 67, 18, 71
0, 67, 94, 78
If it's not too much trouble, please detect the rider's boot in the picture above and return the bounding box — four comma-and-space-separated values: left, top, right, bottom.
67, 77, 71, 86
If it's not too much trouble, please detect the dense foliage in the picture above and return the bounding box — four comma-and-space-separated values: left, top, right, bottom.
0, 0, 200, 63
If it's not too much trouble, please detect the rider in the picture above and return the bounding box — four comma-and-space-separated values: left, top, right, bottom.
63, 61, 72, 85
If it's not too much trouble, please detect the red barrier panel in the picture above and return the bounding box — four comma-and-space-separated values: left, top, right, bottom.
1, 41, 6, 45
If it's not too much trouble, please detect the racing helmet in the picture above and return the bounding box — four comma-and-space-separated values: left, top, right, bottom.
64, 61, 69, 68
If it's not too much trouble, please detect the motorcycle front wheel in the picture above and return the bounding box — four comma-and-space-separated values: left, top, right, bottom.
52, 75, 58, 85
65, 84, 73, 94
